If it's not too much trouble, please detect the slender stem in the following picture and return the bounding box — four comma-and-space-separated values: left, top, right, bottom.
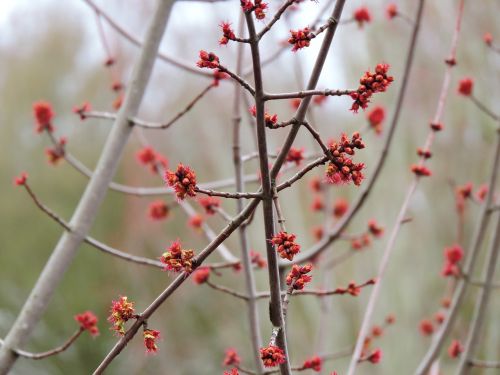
232, 12, 265, 373
0, 3, 173, 373
195, 187, 262, 199
205, 280, 249, 301
469, 94, 499, 121
218, 64, 256, 96
469, 360, 500, 369
244, 11, 292, 374
264, 88, 353, 101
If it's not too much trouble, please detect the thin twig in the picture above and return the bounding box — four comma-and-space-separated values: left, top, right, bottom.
195, 187, 262, 199
264, 88, 353, 101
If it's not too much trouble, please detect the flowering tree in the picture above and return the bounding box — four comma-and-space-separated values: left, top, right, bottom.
1, 0, 499, 374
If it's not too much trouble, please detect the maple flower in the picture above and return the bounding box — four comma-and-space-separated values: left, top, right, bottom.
143, 329, 161, 354
419, 319, 434, 336
309, 176, 323, 192
260, 345, 286, 367
288, 27, 313, 51
271, 231, 301, 261
136, 146, 168, 175
311, 196, 324, 212
326, 132, 366, 186
386, 4, 398, 19
250, 250, 267, 268
290, 98, 301, 109
435, 311, 445, 324
368, 219, 384, 238
455, 182, 473, 214
33, 101, 55, 133
366, 348, 382, 364
353, 7, 372, 27
198, 196, 221, 215
367, 106, 385, 134
249, 105, 278, 127
333, 197, 349, 218
165, 163, 197, 200
411, 164, 432, 177
483, 32, 493, 46
442, 261, 460, 277
312, 226, 324, 241
219, 22, 236, 45
350, 63, 394, 112
160, 240, 195, 273
45, 137, 66, 165
197, 50, 220, 69
193, 267, 210, 284
148, 200, 169, 221
286, 147, 305, 166
213, 69, 228, 86
223, 348, 241, 366
286, 264, 313, 290
188, 214, 204, 229
74, 311, 99, 337
457, 77, 474, 96
108, 296, 135, 335
72, 102, 91, 120
14, 172, 28, 186
448, 340, 463, 358
302, 355, 322, 371
444, 244, 464, 264
224, 369, 239, 375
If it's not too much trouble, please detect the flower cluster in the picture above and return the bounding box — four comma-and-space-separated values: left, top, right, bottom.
74, 311, 99, 337
143, 329, 161, 354
250, 250, 267, 268
198, 196, 221, 215
249, 105, 278, 127
353, 7, 372, 27
197, 50, 220, 69
325, 132, 366, 186
411, 164, 432, 177
441, 244, 464, 277
165, 163, 197, 200
136, 146, 168, 175
108, 296, 135, 335
72, 102, 91, 120
286, 264, 312, 290
334, 279, 376, 296
224, 348, 241, 366
367, 106, 385, 134
224, 369, 239, 375
448, 340, 463, 358
46, 137, 67, 165
193, 267, 211, 284
33, 101, 55, 133
148, 200, 169, 221
271, 231, 301, 261
241, 0, 268, 19
457, 77, 473, 96
361, 348, 382, 364
288, 27, 313, 51
219, 22, 236, 45
160, 240, 195, 273
350, 63, 394, 112
286, 147, 305, 165
302, 355, 322, 371
351, 233, 372, 251
260, 345, 286, 367
386, 4, 398, 19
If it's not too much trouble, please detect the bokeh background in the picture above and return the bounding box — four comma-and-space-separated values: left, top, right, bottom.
1, 0, 499, 374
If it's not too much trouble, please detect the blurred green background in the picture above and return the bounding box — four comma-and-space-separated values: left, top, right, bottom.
1, 0, 499, 374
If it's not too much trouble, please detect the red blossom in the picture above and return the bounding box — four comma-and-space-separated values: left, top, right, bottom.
198, 196, 221, 215
386, 314, 396, 324
188, 214, 204, 229
312, 226, 324, 241
309, 176, 323, 192
241, 0, 268, 19
160, 240, 195, 273
367, 106, 385, 134
435, 311, 445, 325
333, 197, 349, 218
224, 369, 239, 375
286, 147, 305, 166
286, 264, 313, 290
311, 196, 324, 212
271, 231, 301, 261
386, 4, 398, 19
197, 50, 220, 69
250, 250, 267, 268
108, 296, 135, 335
411, 164, 432, 177
448, 340, 463, 358
14, 172, 28, 186
419, 319, 434, 336
353, 7, 372, 27
288, 27, 313, 51
143, 329, 161, 354
326, 132, 366, 186
111, 81, 123, 92
483, 32, 493, 46
445, 244, 464, 264
249, 105, 278, 127
350, 63, 394, 112
213, 69, 228, 86
193, 267, 211, 284
148, 200, 169, 221
223, 348, 241, 366
72, 102, 91, 120
260, 345, 286, 367
165, 164, 197, 200
366, 348, 382, 364
457, 77, 474, 96
430, 122, 444, 131
33, 101, 55, 133
219, 22, 236, 45
136, 146, 168, 175
442, 261, 460, 277
368, 219, 384, 238
302, 355, 322, 371
74, 311, 99, 337
417, 148, 432, 159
